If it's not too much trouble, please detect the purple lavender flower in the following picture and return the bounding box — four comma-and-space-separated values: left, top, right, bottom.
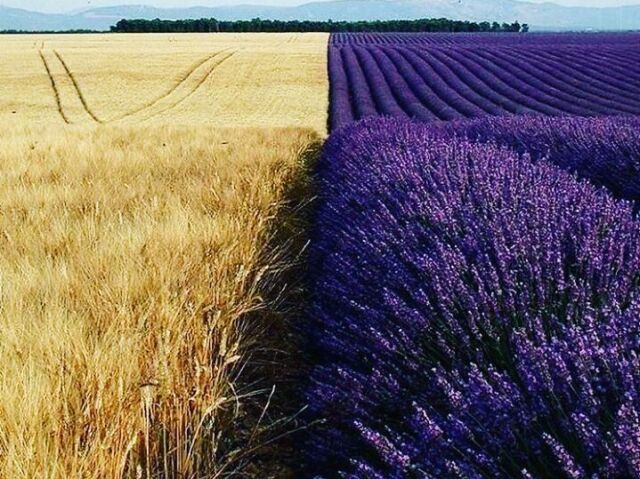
329, 33, 640, 130
303, 118, 640, 478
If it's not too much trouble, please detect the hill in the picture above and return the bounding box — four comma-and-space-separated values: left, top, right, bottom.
1, 0, 640, 32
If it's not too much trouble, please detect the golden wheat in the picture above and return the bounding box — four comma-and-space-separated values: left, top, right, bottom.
0, 33, 328, 131
0, 33, 327, 478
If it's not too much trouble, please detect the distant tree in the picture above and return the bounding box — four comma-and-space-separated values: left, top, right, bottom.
109, 17, 529, 34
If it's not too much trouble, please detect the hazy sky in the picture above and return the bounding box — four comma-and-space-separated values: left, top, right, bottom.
4, 0, 640, 13
4, 0, 304, 13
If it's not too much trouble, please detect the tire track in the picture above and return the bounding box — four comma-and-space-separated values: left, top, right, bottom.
145, 51, 237, 119
118, 49, 238, 123
113, 49, 229, 121
39, 50, 70, 124
53, 50, 102, 123
38, 48, 238, 126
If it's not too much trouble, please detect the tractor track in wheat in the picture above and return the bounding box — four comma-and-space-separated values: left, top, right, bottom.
53, 50, 102, 123
38, 47, 239, 125
117, 49, 238, 123
39, 50, 70, 124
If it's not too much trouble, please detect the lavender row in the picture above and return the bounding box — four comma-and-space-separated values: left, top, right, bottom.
303, 117, 640, 478
328, 35, 640, 130
439, 115, 640, 205
330, 110, 640, 206
331, 31, 640, 46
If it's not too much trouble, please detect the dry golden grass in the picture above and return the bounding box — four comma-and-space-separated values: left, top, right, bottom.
0, 33, 327, 478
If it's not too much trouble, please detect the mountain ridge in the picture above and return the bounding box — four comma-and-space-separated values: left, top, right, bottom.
1, 0, 640, 31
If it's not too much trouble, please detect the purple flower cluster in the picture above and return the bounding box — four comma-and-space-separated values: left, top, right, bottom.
329, 33, 640, 131
303, 117, 640, 478
440, 115, 640, 205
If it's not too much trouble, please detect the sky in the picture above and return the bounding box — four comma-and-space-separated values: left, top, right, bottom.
3, 0, 305, 13
3, 0, 640, 13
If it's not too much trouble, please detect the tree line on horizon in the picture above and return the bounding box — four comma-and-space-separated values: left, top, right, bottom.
110, 18, 529, 33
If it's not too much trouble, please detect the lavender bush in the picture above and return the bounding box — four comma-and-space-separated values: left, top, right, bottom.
304, 118, 640, 478
441, 115, 640, 204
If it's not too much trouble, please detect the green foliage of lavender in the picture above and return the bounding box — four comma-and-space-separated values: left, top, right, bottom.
304, 117, 640, 478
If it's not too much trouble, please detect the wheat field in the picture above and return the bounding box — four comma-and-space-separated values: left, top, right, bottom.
0, 33, 328, 129
0, 33, 328, 478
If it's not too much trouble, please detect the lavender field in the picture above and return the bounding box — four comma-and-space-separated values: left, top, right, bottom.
304, 33, 640, 478
329, 32, 640, 130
